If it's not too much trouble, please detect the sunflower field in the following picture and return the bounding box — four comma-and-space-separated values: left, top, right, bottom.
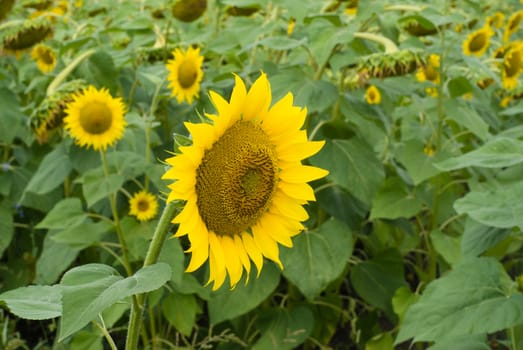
2, 0, 523, 349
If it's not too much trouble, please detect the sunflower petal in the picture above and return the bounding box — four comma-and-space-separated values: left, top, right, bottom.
259, 213, 294, 248
279, 181, 316, 202
280, 165, 329, 183
208, 232, 227, 290
271, 190, 309, 221
241, 232, 264, 276
252, 224, 283, 269
220, 236, 244, 288
277, 140, 325, 162
243, 73, 271, 121
234, 235, 251, 283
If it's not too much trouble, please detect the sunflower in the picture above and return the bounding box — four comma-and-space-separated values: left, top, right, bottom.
166, 46, 204, 104
63, 86, 126, 151
287, 17, 296, 36
31, 44, 56, 73
463, 26, 494, 57
1, 19, 53, 54
344, 0, 358, 16
487, 12, 505, 29
365, 85, 381, 104
501, 44, 523, 90
504, 10, 523, 42
129, 191, 159, 222
171, 0, 207, 22
162, 73, 328, 290
416, 54, 440, 96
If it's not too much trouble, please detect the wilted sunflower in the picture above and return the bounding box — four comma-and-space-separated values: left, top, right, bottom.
129, 191, 159, 222
162, 73, 328, 290
365, 85, 381, 104
1, 18, 53, 54
504, 10, 523, 42
166, 46, 204, 104
501, 44, 523, 90
31, 44, 56, 73
463, 26, 494, 57
64, 86, 126, 151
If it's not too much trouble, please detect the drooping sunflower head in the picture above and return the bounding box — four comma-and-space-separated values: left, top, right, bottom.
162, 73, 329, 290
365, 85, 381, 104
462, 26, 494, 57
171, 0, 207, 22
129, 191, 159, 222
357, 49, 424, 80
31, 43, 56, 73
1, 18, 53, 54
166, 46, 204, 104
501, 44, 523, 90
63, 85, 126, 151
504, 10, 523, 42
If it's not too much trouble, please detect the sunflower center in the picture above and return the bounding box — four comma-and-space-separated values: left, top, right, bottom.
137, 199, 149, 212
468, 32, 487, 52
424, 65, 439, 81
178, 60, 198, 88
79, 102, 113, 134
195, 120, 278, 237
39, 49, 54, 65
505, 49, 522, 78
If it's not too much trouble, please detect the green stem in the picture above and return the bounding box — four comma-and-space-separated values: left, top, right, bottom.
353, 32, 399, 54
47, 48, 96, 96
100, 150, 133, 276
125, 201, 177, 350
510, 327, 517, 350
93, 320, 118, 350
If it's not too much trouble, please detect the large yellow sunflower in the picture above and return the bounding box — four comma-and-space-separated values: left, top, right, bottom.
166, 46, 204, 104
129, 190, 159, 222
31, 44, 56, 73
64, 86, 126, 151
463, 26, 494, 57
502, 44, 523, 90
162, 73, 328, 290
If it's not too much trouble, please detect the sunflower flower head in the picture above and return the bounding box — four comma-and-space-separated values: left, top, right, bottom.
129, 191, 159, 222
63, 85, 126, 151
162, 73, 329, 290
344, 0, 358, 16
504, 10, 523, 42
365, 85, 381, 104
463, 25, 494, 57
357, 49, 424, 80
171, 0, 207, 22
166, 46, 204, 104
487, 12, 505, 29
501, 43, 523, 90
31, 43, 56, 73
1, 18, 53, 55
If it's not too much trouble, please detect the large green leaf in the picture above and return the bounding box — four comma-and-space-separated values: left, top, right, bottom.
312, 138, 384, 205
430, 230, 461, 266
35, 231, 81, 284
23, 140, 72, 195
350, 249, 406, 313
444, 99, 490, 141
161, 291, 199, 336
59, 263, 171, 340
435, 137, 523, 171
36, 198, 87, 230
426, 334, 489, 350
0, 201, 13, 256
208, 263, 280, 325
396, 257, 523, 344
461, 218, 511, 257
0, 285, 62, 320
370, 177, 423, 220
281, 218, 352, 300
396, 139, 445, 185
77, 169, 125, 208
252, 306, 314, 350
454, 181, 523, 229
0, 87, 24, 144
50, 220, 113, 249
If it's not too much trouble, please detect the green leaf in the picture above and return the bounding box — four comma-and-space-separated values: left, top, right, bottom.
83, 50, 119, 93
281, 218, 352, 300
36, 198, 87, 230
461, 218, 511, 257
454, 181, 523, 229
70, 331, 103, 350
430, 230, 461, 266
312, 138, 385, 205
396, 257, 523, 344
50, 220, 113, 249
35, 231, 81, 284
370, 177, 423, 219
258, 36, 307, 50
445, 99, 490, 141
396, 139, 444, 185
447, 76, 474, 98
23, 141, 72, 195
426, 334, 489, 350
78, 169, 125, 208
435, 137, 523, 171
0, 201, 14, 256
0, 87, 24, 144
392, 286, 419, 323
0, 285, 62, 320
365, 333, 394, 350
161, 291, 199, 336
350, 249, 406, 313
158, 237, 185, 284
208, 263, 280, 325
252, 306, 314, 350
60, 263, 171, 340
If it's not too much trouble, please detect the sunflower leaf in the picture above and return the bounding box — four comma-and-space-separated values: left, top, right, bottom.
0, 285, 62, 320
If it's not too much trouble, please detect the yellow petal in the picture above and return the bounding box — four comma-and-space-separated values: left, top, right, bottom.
220, 236, 244, 288
184, 122, 216, 150
167, 178, 195, 200
243, 73, 271, 121
185, 239, 208, 272
278, 181, 316, 202
279, 165, 329, 183
264, 94, 307, 135
271, 190, 309, 221
252, 224, 283, 269
228, 74, 247, 122
277, 140, 325, 162
208, 232, 227, 290
241, 232, 264, 276
209, 90, 230, 118
234, 235, 251, 282
258, 213, 294, 247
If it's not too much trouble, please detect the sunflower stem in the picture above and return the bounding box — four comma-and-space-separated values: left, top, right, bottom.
125, 201, 177, 350
47, 48, 96, 96
353, 32, 399, 54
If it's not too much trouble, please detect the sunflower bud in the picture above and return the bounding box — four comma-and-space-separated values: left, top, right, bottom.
171, 0, 207, 23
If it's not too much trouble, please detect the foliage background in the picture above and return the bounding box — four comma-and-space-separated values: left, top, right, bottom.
1, 0, 523, 349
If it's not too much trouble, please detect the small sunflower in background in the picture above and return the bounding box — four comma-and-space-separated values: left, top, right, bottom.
365, 85, 381, 104
463, 25, 494, 57
31, 44, 56, 73
486, 12, 505, 29
162, 73, 328, 290
501, 44, 523, 90
63, 86, 126, 151
129, 191, 159, 222
171, 0, 207, 22
344, 0, 358, 16
287, 17, 296, 36
416, 54, 440, 97
166, 46, 204, 104
504, 10, 523, 42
